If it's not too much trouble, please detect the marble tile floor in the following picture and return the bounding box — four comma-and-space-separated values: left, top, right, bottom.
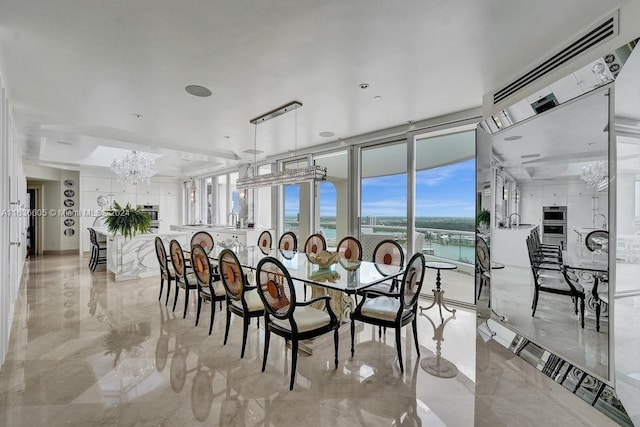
0, 255, 618, 426
488, 265, 609, 380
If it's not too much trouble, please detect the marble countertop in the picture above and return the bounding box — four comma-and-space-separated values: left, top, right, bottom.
94, 228, 189, 238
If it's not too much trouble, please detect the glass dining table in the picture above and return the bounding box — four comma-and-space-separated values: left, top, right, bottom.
206, 244, 405, 322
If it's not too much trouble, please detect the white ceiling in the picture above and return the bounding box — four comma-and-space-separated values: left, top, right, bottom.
0, 0, 634, 177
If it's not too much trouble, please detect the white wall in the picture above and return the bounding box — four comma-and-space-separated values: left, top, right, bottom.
1, 72, 27, 368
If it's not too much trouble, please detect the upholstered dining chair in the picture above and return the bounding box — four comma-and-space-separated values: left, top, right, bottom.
476, 236, 490, 299
530, 263, 585, 328
218, 249, 265, 358
155, 237, 175, 305
87, 228, 107, 271
255, 256, 339, 390
190, 244, 226, 334
191, 231, 215, 254
278, 232, 298, 252
304, 233, 327, 255
257, 230, 273, 251
350, 252, 426, 373
169, 239, 197, 319
585, 229, 608, 252
363, 239, 405, 295
337, 236, 363, 262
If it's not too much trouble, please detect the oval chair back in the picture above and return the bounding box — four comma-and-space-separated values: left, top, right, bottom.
304, 233, 327, 255
218, 249, 246, 303
373, 239, 404, 267
258, 230, 272, 251
191, 231, 214, 254
476, 236, 490, 273
191, 244, 212, 287
585, 230, 608, 252
155, 236, 169, 271
337, 236, 362, 262
400, 253, 426, 310
278, 232, 298, 252
169, 239, 187, 279
255, 257, 295, 320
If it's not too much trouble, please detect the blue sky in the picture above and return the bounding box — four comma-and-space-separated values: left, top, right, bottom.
285, 158, 475, 218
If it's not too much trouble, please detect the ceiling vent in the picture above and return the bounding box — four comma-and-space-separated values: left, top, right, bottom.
493, 13, 618, 106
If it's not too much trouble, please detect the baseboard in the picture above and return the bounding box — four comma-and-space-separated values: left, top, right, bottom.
42, 250, 79, 256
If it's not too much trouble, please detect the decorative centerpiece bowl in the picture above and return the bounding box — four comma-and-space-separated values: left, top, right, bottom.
307, 250, 340, 268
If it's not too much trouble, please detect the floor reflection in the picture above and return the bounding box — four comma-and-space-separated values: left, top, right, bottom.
1, 254, 615, 426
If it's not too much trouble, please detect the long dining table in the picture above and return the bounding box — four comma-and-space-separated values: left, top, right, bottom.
206, 244, 405, 322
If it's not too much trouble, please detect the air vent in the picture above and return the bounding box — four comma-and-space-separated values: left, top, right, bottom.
493, 14, 618, 106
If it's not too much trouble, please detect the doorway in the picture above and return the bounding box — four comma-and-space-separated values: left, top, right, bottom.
27, 188, 36, 257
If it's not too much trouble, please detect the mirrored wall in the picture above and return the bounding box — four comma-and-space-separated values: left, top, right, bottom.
475, 42, 639, 383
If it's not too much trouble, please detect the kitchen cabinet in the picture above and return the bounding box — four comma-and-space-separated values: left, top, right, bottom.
83, 177, 112, 193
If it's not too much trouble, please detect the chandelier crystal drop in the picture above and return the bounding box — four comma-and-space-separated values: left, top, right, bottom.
580, 160, 608, 189
110, 150, 157, 185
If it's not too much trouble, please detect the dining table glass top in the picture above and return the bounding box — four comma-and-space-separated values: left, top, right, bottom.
207, 245, 405, 294
562, 242, 608, 273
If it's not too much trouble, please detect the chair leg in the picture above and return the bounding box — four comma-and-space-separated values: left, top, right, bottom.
477, 276, 484, 300
223, 309, 231, 345
183, 287, 190, 319
595, 301, 601, 332
262, 327, 270, 372
579, 297, 585, 329
195, 295, 202, 326
333, 328, 339, 369
165, 278, 172, 306
159, 277, 164, 301
395, 326, 404, 373
209, 300, 216, 335
350, 318, 355, 357
173, 285, 179, 312
290, 340, 299, 390
531, 288, 539, 317
412, 319, 420, 356
241, 316, 250, 358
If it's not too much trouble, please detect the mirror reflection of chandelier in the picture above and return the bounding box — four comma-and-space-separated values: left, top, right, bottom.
580, 160, 608, 190
110, 150, 157, 185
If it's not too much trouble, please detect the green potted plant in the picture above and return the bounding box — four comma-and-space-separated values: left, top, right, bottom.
477, 208, 491, 229
104, 201, 151, 239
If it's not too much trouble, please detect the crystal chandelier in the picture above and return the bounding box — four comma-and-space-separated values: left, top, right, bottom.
110, 150, 157, 185
236, 101, 327, 190
580, 160, 608, 190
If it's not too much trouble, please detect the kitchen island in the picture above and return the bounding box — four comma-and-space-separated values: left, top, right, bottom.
491, 224, 537, 268
170, 224, 273, 247
95, 228, 190, 281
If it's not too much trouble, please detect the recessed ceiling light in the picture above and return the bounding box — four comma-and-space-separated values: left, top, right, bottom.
504, 135, 522, 141
374, 95, 382, 100
521, 153, 540, 159
185, 85, 212, 97
243, 149, 263, 155
224, 136, 231, 140
319, 131, 335, 138
588, 142, 596, 146
132, 113, 143, 118
56, 141, 72, 146
359, 83, 369, 89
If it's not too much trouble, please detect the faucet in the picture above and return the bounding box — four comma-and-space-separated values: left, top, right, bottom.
228, 212, 238, 228
593, 213, 607, 230
507, 213, 521, 228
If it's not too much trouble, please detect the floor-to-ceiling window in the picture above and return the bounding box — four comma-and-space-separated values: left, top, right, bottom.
282, 158, 310, 245
313, 150, 348, 247
360, 141, 407, 260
